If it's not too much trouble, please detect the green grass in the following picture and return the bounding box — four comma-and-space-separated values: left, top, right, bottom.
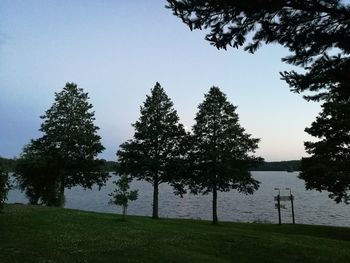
1, 204, 349, 263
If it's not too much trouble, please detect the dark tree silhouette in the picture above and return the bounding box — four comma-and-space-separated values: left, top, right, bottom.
16, 83, 107, 206
167, 0, 350, 203
300, 93, 350, 203
16, 142, 56, 205
190, 87, 263, 224
117, 82, 187, 219
0, 164, 10, 211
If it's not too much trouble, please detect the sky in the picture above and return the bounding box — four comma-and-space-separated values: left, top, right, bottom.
0, 0, 322, 161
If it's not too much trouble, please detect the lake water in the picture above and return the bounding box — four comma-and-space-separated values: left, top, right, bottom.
7, 172, 350, 227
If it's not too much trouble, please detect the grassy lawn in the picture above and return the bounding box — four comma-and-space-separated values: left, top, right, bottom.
1, 204, 349, 263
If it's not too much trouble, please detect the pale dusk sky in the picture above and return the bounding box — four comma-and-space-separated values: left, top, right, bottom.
0, 0, 322, 161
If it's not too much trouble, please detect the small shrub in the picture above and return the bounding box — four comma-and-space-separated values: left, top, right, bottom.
109, 175, 138, 220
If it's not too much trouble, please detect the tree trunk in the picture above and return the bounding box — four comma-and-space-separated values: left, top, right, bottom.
152, 175, 159, 219
212, 185, 218, 224
58, 180, 65, 207
47, 178, 65, 207
122, 205, 126, 221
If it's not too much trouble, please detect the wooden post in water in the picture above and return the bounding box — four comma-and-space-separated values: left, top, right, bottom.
274, 188, 282, 225
277, 194, 281, 225
286, 188, 295, 225
291, 194, 295, 224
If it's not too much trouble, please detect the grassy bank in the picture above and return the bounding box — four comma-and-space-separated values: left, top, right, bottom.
1, 204, 349, 263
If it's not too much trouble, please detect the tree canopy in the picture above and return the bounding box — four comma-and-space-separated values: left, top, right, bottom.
117, 82, 187, 219
16, 83, 107, 206
189, 87, 263, 223
167, 0, 350, 100
167, 0, 350, 203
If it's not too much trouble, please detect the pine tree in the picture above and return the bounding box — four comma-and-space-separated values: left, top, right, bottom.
16, 83, 107, 206
190, 87, 262, 224
300, 91, 350, 203
109, 175, 138, 220
117, 82, 187, 219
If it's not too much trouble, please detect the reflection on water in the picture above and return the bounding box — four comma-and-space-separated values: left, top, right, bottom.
7, 172, 350, 226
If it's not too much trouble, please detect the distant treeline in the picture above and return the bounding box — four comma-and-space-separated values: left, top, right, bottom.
1, 157, 300, 173
252, 160, 301, 172
0, 157, 117, 173
0, 157, 17, 172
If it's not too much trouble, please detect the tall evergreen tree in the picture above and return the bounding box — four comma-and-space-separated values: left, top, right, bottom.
190, 87, 262, 224
167, 0, 350, 203
16, 83, 107, 206
300, 91, 350, 203
117, 82, 187, 219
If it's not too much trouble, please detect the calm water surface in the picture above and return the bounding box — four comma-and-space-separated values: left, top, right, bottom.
7, 172, 350, 227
